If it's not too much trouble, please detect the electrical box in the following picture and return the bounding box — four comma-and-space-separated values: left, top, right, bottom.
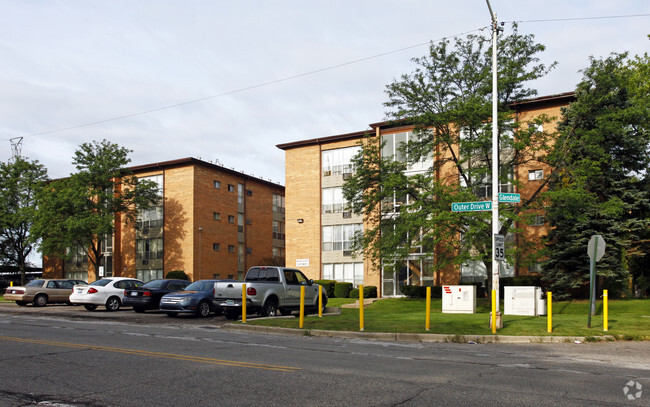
442, 285, 476, 314
504, 286, 546, 316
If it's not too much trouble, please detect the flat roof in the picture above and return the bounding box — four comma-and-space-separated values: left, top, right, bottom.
277, 91, 575, 150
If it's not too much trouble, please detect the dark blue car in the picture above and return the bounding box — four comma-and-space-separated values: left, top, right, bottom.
159, 279, 220, 317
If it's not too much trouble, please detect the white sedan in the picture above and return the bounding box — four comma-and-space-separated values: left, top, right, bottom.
70, 277, 144, 311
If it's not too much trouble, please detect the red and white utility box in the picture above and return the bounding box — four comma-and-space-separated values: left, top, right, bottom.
442, 285, 476, 314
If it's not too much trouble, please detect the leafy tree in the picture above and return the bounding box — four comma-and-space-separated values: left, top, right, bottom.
33, 140, 160, 282
0, 157, 49, 285
343, 25, 556, 289
543, 53, 650, 299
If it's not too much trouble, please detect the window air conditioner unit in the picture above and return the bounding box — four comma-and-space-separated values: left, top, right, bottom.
141, 259, 148, 265
342, 173, 352, 180
343, 250, 352, 256
324, 170, 332, 176
142, 228, 149, 235
342, 211, 352, 219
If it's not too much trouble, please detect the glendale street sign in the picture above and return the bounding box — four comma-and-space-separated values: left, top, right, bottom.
498, 192, 521, 203
451, 201, 492, 212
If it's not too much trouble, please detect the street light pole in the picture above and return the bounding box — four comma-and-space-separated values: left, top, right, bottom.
486, 0, 500, 315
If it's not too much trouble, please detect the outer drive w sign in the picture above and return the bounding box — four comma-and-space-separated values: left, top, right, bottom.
451, 201, 492, 212
494, 234, 505, 261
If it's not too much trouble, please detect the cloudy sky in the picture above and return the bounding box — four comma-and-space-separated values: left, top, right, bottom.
1, 1, 649, 185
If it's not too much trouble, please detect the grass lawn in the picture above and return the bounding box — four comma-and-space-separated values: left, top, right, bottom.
247, 297, 650, 340
0, 295, 11, 303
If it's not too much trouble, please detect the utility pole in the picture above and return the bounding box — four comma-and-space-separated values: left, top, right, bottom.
10, 137, 23, 161
486, 0, 502, 325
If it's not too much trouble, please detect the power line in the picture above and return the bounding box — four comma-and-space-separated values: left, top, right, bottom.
13, 26, 487, 140
506, 13, 650, 24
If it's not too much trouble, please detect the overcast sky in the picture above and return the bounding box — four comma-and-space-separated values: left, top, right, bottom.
1, 1, 649, 186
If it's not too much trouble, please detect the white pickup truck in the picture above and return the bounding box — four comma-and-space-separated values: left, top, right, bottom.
213, 266, 327, 320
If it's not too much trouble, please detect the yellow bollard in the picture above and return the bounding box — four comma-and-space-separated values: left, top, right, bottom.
603, 290, 609, 332
242, 283, 247, 324
299, 285, 305, 328
547, 292, 553, 333
359, 284, 364, 332
491, 290, 496, 334
10, 281, 13, 287
425, 287, 431, 331
318, 285, 323, 318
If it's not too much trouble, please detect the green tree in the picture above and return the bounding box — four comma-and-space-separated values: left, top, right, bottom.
543, 53, 650, 299
33, 140, 160, 282
344, 25, 556, 288
0, 157, 49, 285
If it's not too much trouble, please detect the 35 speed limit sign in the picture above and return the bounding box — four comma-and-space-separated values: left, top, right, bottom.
494, 234, 505, 261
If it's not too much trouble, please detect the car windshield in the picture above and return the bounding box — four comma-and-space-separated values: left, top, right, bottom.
185, 281, 213, 291
90, 279, 112, 287
143, 280, 165, 289
26, 280, 44, 287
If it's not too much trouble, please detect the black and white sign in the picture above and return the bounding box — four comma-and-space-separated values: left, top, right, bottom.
494, 234, 505, 262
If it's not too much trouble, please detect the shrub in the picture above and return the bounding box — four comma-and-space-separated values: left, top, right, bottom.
314, 280, 337, 298
349, 286, 377, 298
166, 270, 190, 281
400, 285, 427, 298
334, 282, 353, 299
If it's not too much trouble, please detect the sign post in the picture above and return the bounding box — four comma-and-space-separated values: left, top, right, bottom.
587, 235, 605, 328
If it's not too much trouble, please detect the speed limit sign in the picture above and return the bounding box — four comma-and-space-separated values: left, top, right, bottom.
494, 234, 505, 261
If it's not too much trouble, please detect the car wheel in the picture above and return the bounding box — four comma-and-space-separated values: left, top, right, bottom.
34, 294, 48, 307
262, 299, 278, 317
166, 312, 178, 317
279, 307, 292, 316
15, 301, 28, 306
105, 297, 121, 312
133, 307, 146, 313
84, 304, 98, 311
196, 301, 211, 317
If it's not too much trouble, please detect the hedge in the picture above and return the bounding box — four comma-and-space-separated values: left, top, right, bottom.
400, 285, 442, 298
314, 280, 337, 298
349, 286, 377, 299
166, 270, 190, 281
334, 282, 353, 299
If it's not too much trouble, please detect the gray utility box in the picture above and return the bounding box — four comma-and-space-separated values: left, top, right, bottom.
504, 286, 546, 316
442, 285, 476, 314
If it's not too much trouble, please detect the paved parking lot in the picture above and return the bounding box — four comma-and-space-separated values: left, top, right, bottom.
0, 302, 233, 326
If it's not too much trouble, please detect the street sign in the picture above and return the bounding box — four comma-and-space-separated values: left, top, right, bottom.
498, 192, 520, 203
451, 201, 492, 212
494, 234, 505, 261
588, 235, 605, 262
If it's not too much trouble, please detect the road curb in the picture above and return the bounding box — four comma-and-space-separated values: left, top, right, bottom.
223, 322, 612, 344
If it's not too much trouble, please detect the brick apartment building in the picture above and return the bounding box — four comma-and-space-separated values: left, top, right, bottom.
277, 92, 574, 297
43, 158, 285, 282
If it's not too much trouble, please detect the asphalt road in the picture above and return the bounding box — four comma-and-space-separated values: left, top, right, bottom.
0, 303, 648, 406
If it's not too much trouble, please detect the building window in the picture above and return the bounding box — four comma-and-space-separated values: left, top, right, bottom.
273, 221, 285, 240
238, 213, 244, 232
214, 180, 220, 189
322, 187, 347, 213
323, 262, 364, 286
228, 215, 235, 223
273, 193, 285, 214
228, 184, 235, 192
322, 146, 361, 176
238, 244, 244, 266
136, 238, 163, 260
213, 212, 221, 220
322, 224, 362, 251
531, 215, 545, 226
238, 183, 244, 204
246, 247, 252, 254
213, 243, 220, 252
381, 131, 433, 173
136, 269, 163, 282
228, 245, 235, 253
528, 169, 544, 181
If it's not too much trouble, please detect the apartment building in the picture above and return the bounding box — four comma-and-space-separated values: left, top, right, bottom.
278, 92, 574, 297
43, 158, 285, 282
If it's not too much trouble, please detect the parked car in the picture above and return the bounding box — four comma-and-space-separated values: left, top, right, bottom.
69, 277, 143, 311
4, 279, 87, 307
159, 279, 222, 317
123, 279, 191, 313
